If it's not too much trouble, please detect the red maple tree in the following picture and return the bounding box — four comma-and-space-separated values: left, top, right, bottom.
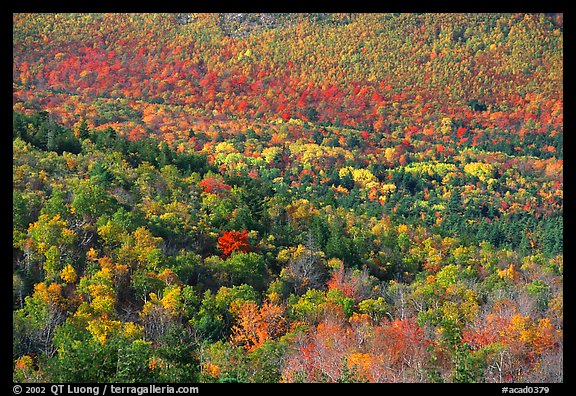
217, 230, 250, 257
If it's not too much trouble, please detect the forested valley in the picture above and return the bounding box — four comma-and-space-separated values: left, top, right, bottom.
13, 13, 563, 383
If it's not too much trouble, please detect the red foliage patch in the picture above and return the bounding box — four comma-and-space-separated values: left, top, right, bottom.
217, 230, 250, 257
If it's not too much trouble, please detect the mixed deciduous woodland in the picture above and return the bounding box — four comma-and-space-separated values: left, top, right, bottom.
13, 13, 563, 383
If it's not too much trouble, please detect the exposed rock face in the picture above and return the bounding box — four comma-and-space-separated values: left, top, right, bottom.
217, 13, 353, 38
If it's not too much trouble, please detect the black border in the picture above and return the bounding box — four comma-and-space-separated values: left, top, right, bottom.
9, 4, 570, 392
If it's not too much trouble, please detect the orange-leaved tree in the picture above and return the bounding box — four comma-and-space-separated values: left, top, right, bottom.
229, 299, 287, 352
217, 230, 250, 257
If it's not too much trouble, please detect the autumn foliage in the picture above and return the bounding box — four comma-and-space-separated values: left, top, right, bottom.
13, 13, 562, 384
217, 230, 250, 257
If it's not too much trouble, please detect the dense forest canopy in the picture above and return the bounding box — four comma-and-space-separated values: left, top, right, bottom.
13, 13, 562, 383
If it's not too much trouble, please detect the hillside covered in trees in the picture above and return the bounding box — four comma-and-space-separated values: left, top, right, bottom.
13, 13, 562, 383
